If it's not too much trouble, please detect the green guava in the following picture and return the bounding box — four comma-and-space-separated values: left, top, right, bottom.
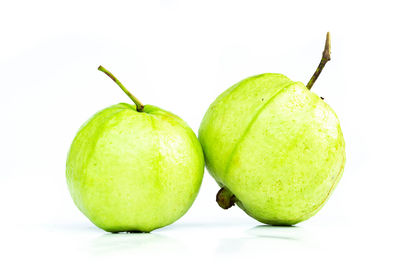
199, 33, 345, 225
66, 66, 204, 233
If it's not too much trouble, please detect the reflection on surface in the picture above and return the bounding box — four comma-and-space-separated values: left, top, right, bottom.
215, 224, 308, 254
88, 232, 183, 255
77, 222, 317, 257
247, 225, 302, 240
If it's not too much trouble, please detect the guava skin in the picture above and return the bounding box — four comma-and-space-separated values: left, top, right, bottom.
199, 73, 345, 225
66, 103, 204, 233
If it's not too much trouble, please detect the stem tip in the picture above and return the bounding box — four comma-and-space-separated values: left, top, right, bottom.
306, 32, 332, 90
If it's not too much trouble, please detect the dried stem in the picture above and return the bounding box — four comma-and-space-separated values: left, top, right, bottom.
306, 32, 331, 90
216, 187, 236, 209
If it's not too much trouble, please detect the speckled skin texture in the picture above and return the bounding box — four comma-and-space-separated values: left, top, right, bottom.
66, 103, 204, 232
199, 74, 345, 225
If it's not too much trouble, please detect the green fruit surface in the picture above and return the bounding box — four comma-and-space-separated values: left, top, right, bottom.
66, 103, 204, 232
199, 73, 345, 225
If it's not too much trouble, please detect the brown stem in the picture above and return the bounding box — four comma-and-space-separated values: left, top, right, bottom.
306, 32, 331, 90
216, 187, 236, 209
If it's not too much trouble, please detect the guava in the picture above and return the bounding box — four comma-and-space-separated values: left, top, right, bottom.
66, 66, 204, 233
199, 33, 345, 225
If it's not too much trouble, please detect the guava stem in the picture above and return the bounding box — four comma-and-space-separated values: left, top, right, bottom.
306, 32, 331, 90
216, 187, 237, 209
98, 65, 145, 112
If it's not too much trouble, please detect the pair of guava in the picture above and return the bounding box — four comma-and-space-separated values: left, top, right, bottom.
66, 33, 345, 232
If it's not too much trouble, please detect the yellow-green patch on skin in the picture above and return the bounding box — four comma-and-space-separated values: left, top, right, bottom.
199, 74, 345, 225
199, 74, 292, 182
66, 103, 204, 232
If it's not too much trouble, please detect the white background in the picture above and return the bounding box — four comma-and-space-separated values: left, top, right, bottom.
1, 0, 399, 266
